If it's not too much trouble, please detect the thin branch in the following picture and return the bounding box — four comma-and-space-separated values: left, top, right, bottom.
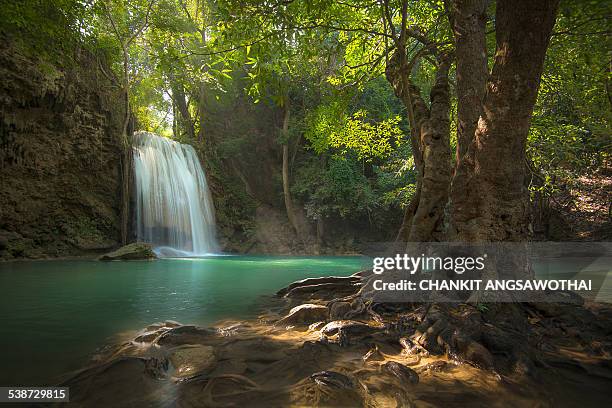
290, 21, 394, 39
181, 31, 278, 58
381, 0, 398, 44
96, 54, 120, 87
101, 2, 124, 49
126, 0, 156, 46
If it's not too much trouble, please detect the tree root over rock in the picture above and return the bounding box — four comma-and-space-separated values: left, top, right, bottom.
58, 275, 612, 407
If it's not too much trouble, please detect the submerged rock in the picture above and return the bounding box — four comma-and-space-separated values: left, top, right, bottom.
98, 242, 157, 261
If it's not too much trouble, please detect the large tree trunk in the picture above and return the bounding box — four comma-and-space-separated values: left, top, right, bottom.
197, 83, 206, 142
281, 97, 300, 237
450, 0, 560, 241
385, 52, 423, 241
386, 52, 451, 242
407, 58, 452, 241
171, 80, 195, 140
446, 0, 489, 162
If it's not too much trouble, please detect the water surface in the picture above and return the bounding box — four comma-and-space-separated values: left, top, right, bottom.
0, 256, 366, 386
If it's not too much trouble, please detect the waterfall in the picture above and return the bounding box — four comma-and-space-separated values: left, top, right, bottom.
132, 131, 217, 256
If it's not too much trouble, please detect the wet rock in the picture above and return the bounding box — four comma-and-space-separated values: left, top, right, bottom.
329, 301, 353, 320
310, 371, 355, 389
463, 341, 494, 370
217, 338, 287, 362
209, 359, 248, 376
399, 338, 425, 365
134, 321, 184, 342
64, 357, 170, 405
297, 370, 365, 407
276, 304, 328, 326
399, 337, 420, 355
134, 330, 164, 343
145, 356, 170, 379
309, 321, 326, 331
164, 320, 183, 328
170, 345, 216, 378
277, 276, 360, 297
321, 320, 382, 337
417, 360, 453, 374
156, 325, 214, 346
362, 344, 385, 362
98, 242, 157, 261
217, 323, 249, 337
453, 333, 494, 370
481, 323, 516, 353
286, 283, 360, 300
411, 318, 450, 355
382, 361, 419, 385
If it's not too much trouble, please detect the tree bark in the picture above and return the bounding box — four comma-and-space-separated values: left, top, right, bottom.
407, 58, 452, 241
197, 83, 206, 142
447, 0, 489, 162
281, 97, 300, 237
386, 50, 452, 242
171, 80, 195, 140
450, 0, 560, 242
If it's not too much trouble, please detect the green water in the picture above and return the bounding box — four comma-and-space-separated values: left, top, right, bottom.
0, 256, 367, 386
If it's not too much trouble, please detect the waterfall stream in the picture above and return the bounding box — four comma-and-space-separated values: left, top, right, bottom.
132, 131, 217, 256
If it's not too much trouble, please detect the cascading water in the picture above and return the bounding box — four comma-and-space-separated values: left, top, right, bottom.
132, 131, 217, 256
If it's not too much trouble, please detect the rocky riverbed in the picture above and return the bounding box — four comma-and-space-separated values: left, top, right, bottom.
57, 272, 612, 407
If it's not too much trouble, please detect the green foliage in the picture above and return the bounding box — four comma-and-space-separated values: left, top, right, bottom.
330, 110, 403, 161
528, 0, 611, 196
293, 157, 376, 219
0, 0, 94, 63
6, 0, 609, 240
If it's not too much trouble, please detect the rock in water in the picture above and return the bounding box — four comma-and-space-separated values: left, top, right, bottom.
98, 242, 157, 261
310, 371, 355, 389
276, 304, 328, 326
170, 345, 216, 378
382, 362, 419, 385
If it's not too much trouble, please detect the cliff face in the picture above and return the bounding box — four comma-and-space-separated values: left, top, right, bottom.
0, 39, 125, 259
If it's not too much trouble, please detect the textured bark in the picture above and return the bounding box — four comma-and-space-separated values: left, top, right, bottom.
408, 59, 452, 241
394, 180, 421, 242
386, 53, 424, 241
281, 98, 300, 237
386, 51, 452, 242
197, 83, 206, 142
171, 81, 195, 140
447, 0, 489, 162
450, 0, 560, 242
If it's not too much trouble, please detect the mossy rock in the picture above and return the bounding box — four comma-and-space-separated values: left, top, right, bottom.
98, 242, 157, 261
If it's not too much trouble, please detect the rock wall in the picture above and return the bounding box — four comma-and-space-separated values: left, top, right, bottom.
0, 38, 125, 259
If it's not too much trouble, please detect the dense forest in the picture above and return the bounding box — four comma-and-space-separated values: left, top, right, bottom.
1, 0, 609, 259
1, 1, 611, 406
